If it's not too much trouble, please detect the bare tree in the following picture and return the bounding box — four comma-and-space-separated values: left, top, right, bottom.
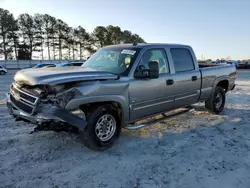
1, 8, 146, 59
18, 13, 42, 59
8, 18, 19, 59
43, 14, 56, 60
54, 19, 69, 60
0, 8, 17, 60
34, 14, 44, 59
74, 26, 91, 60
63, 26, 74, 60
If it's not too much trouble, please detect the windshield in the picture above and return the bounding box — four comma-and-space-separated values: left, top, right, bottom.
82, 47, 140, 75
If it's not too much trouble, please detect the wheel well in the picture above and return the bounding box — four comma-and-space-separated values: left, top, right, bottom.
79, 101, 123, 121
217, 80, 229, 92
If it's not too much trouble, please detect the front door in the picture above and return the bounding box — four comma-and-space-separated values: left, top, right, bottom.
129, 48, 175, 121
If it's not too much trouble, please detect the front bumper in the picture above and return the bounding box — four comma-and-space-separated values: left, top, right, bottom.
6, 93, 87, 130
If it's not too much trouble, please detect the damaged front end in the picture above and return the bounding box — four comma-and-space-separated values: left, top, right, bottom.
6, 82, 87, 130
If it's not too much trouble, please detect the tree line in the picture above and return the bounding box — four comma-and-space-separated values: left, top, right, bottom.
0, 8, 145, 60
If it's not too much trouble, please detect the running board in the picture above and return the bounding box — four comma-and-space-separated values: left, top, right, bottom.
124, 107, 195, 130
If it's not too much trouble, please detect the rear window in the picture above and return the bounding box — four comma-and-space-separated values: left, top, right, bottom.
170, 48, 195, 72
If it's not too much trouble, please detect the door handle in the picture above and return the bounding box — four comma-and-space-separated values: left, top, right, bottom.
166, 79, 174, 85
192, 76, 197, 81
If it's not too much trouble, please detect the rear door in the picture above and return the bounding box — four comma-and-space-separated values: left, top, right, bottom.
129, 48, 175, 121
169, 48, 201, 107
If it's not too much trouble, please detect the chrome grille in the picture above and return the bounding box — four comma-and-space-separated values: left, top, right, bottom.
11, 85, 37, 104
10, 94, 33, 114
10, 83, 39, 114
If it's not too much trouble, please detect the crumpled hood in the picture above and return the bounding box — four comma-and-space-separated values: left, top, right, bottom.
14, 66, 118, 86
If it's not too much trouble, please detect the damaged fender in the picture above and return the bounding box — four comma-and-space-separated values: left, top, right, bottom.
40, 105, 88, 130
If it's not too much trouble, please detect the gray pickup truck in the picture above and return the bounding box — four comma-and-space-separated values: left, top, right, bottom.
6, 43, 236, 151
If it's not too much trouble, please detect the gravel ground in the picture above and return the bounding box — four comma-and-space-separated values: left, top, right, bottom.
0, 70, 250, 188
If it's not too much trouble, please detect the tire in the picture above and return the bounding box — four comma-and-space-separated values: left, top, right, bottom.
0, 71, 5, 75
205, 86, 226, 114
79, 104, 121, 151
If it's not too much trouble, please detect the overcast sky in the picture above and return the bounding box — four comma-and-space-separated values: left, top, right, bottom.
1, 0, 250, 60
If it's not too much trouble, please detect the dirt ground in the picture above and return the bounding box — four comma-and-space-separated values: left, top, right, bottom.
0, 70, 250, 188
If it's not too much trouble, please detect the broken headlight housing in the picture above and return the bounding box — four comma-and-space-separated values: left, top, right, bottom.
55, 88, 83, 108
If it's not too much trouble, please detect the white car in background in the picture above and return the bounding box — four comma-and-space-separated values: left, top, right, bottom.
0, 65, 7, 75
226, 60, 239, 68
215, 60, 228, 65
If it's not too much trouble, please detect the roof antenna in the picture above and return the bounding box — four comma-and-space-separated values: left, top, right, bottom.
133, 42, 137, 46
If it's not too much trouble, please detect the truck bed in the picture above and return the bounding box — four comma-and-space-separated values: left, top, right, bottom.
198, 64, 236, 101
198, 63, 227, 68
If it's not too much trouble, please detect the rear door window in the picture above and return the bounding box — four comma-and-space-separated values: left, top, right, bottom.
170, 48, 195, 72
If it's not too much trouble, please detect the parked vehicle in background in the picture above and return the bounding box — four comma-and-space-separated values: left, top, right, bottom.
23, 64, 37, 69
6, 43, 236, 151
57, 61, 85, 67
227, 61, 238, 68
245, 62, 250, 69
238, 62, 247, 69
23, 61, 85, 69
215, 60, 227, 65
34, 63, 57, 68
0, 65, 7, 75
71, 61, 86, 66
43, 64, 57, 68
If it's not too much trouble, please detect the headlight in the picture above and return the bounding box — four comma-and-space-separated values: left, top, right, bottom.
56, 88, 82, 108
70, 109, 86, 119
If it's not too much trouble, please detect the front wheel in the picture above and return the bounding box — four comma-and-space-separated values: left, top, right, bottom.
205, 86, 226, 114
0, 71, 6, 75
79, 104, 121, 151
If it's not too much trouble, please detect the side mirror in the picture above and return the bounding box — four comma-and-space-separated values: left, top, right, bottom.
134, 61, 159, 79
148, 61, 159, 79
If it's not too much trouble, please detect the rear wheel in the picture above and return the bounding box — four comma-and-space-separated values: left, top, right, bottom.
79, 104, 121, 151
205, 86, 226, 114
